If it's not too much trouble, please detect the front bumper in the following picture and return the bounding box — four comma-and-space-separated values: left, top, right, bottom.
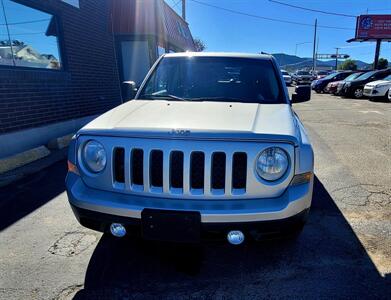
66, 172, 313, 226
296, 78, 312, 85
70, 203, 310, 241
363, 86, 388, 97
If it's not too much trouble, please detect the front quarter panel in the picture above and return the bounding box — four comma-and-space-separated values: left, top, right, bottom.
294, 114, 314, 174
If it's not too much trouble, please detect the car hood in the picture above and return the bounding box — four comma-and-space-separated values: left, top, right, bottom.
350, 78, 368, 86
365, 80, 391, 87
329, 80, 342, 86
80, 100, 299, 144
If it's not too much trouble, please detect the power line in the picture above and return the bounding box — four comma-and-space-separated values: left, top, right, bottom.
189, 0, 354, 31
172, 0, 181, 9
0, 18, 50, 26
268, 0, 356, 18
0, 32, 46, 36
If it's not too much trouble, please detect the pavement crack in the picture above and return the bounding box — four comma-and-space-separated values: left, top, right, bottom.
48, 231, 97, 257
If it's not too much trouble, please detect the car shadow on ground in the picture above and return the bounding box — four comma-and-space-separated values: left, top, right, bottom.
0, 160, 67, 231
74, 176, 390, 299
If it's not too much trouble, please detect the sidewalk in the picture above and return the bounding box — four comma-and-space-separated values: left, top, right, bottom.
0, 148, 68, 188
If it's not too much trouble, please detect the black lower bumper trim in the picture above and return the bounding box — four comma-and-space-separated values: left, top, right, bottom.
70, 204, 309, 242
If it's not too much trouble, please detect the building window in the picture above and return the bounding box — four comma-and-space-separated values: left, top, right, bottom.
176, 20, 188, 38
0, 0, 61, 69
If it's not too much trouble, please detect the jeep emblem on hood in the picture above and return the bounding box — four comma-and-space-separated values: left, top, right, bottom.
170, 129, 191, 136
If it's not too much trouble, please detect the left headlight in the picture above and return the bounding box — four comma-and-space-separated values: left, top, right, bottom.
256, 147, 289, 181
82, 140, 107, 173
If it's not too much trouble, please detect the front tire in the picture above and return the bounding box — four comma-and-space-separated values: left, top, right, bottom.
353, 88, 364, 99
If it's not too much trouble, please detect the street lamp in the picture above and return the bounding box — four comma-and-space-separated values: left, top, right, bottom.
295, 42, 312, 56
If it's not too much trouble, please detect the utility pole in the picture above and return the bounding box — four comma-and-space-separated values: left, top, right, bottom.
334, 47, 340, 70
315, 36, 319, 72
312, 19, 317, 72
1, 0, 15, 67
374, 39, 381, 70
182, 0, 186, 21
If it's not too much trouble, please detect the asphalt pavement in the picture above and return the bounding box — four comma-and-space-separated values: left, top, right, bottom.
0, 90, 390, 299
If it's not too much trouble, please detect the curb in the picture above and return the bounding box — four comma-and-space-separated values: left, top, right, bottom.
0, 148, 68, 188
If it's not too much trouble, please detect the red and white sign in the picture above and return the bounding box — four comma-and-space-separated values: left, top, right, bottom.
356, 15, 391, 39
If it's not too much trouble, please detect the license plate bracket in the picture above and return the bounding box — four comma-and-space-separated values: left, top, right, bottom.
141, 209, 201, 243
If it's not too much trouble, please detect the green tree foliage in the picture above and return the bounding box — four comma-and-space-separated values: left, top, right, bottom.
376, 58, 389, 70
193, 38, 206, 52
339, 59, 357, 71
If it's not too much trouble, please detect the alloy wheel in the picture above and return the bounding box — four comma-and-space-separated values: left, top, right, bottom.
354, 88, 363, 98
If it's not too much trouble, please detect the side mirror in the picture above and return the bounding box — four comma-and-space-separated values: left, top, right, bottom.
122, 81, 137, 101
291, 85, 311, 103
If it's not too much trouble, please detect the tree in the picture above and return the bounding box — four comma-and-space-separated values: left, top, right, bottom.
193, 38, 206, 52
376, 58, 389, 70
338, 59, 357, 71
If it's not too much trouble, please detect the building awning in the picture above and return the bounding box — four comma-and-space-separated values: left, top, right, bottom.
111, 0, 195, 51
161, 2, 195, 51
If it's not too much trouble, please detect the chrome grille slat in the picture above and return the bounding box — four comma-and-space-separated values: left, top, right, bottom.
225, 152, 233, 196
203, 152, 212, 196
124, 147, 131, 190
162, 150, 170, 193
143, 149, 151, 192
183, 150, 191, 195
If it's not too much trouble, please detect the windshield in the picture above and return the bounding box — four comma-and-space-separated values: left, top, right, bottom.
357, 71, 376, 80
345, 73, 362, 81
383, 75, 391, 81
281, 71, 289, 75
297, 71, 310, 75
138, 56, 284, 104
322, 72, 339, 80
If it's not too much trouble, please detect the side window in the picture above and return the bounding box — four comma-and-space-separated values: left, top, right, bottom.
0, 1, 61, 69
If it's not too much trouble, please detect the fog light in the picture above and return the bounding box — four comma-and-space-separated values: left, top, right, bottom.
110, 223, 126, 237
227, 230, 245, 245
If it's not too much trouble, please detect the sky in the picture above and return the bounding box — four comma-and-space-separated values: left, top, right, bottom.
169, 0, 391, 63
1, 0, 390, 65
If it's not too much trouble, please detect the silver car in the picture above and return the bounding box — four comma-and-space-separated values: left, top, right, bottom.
66, 52, 314, 245
281, 69, 292, 85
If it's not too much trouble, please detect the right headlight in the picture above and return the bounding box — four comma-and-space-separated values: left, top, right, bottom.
256, 147, 289, 181
82, 140, 107, 173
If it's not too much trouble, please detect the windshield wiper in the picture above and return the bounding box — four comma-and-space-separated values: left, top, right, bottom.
140, 94, 189, 101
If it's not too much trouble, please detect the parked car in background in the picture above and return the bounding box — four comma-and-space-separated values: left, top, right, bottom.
292, 70, 313, 85
281, 70, 292, 85
315, 70, 329, 80
334, 72, 366, 96
342, 69, 391, 99
327, 72, 364, 95
363, 74, 391, 100
312, 71, 354, 93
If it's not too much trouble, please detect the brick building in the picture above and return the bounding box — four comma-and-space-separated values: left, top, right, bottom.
0, 0, 195, 159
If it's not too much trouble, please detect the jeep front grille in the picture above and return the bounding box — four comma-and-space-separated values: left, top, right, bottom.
112, 147, 247, 196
